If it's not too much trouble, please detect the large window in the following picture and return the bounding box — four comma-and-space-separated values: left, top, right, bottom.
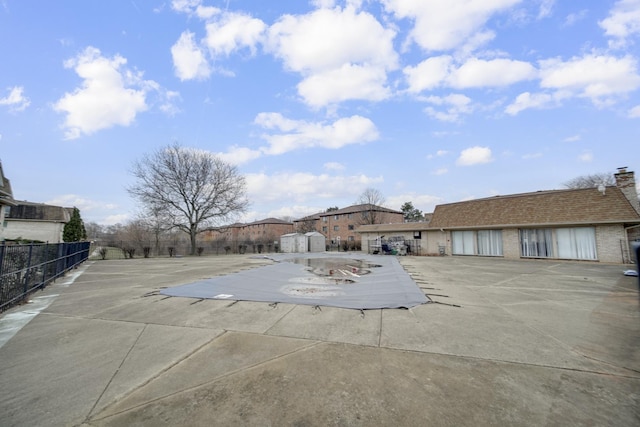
557, 227, 597, 260
520, 229, 553, 258
477, 230, 503, 256
452, 230, 503, 256
520, 227, 597, 260
452, 231, 475, 255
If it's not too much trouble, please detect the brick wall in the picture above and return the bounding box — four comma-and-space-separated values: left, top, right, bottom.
318, 211, 404, 246
595, 224, 626, 263
502, 228, 520, 258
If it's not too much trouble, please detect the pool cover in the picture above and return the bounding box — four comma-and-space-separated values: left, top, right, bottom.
160, 253, 428, 310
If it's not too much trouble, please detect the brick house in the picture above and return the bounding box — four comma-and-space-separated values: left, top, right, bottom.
203, 217, 294, 251
358, 169, 640, 263
295, 204, 404, 249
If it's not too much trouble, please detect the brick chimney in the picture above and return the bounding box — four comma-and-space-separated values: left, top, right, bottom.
614, 167, 640, 214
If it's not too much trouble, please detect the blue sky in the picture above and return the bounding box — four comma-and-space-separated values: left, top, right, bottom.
1, 0, 639, 225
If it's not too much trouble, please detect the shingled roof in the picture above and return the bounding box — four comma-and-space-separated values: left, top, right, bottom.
428, 186, 640, 229
0, 162, 16, 206
7, 201, 72, 222
318, 204, 402, 217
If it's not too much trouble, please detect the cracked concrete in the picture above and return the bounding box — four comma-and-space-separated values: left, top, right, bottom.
0, 254, 638, 426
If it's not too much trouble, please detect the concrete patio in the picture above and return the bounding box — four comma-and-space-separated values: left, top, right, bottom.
0, 254, 638, 426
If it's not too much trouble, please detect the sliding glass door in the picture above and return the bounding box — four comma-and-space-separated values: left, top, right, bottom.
556, 227, 597, 260
477, 230, 503, 256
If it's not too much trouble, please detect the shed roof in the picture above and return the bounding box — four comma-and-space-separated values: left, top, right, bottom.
244, 217, 292, 226
7, 201, 72, 222
318, 204, 402, 217
356, 222, 433, 234
428, 186, 640, 229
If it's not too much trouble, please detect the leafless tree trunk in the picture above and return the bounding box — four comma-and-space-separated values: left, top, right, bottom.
128, 143, 249, 255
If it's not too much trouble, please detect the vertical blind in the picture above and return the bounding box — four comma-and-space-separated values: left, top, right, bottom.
452, 230, 475, 255
477, 230, 503, 256
557, 227, 597, 260
520, 227, 596, 260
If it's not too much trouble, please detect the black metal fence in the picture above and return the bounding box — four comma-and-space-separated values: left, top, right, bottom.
89, 240, 281, 260
0, 241, 91, 313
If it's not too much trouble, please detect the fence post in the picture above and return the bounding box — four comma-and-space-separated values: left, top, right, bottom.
23, 243, 34, 295
0, 241, 5, 277
633, 242, 640, 290
57, 243, 65, 278
42, 243, 49, 285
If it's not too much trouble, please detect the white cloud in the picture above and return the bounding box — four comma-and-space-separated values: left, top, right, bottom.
424, 93, 473, 122
427, 149, 449, 159
171, 0, 219, 19
254, 113, 379, 155
404, 56, 536, 93
456, 146, 494, 166
54, 47, 150, 139
311, 0, 364, 8
44, 194, 126, 225
381, 0, 520, 51
171, 31, 211, 81
629, 105, 640, 117
599, 0, 640, 48
431, 168, 449, 175
563, 134, 581, 142
537, 0, 555, 19
266, 6, 397, 107
539, 54, 640, 104
448, 58, 537, 88
245, 171, 383, 204
267, 7, 397, 73
0, 86, 30, 112
522, 152, 543, 159
564, 9, 588, 27
297, 63, 391, 107
403, 56, 452, 93
505, 91, 564, 115
216, 145, 262, 165
324, 162, 345, 171
171, 0, 201, 14
204, 12, 266, 58
103, 213, 131, 226
578, 150, 593, 162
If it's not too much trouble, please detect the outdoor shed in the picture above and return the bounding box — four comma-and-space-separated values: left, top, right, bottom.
305, 231, 326, 252
280, 233, 307, 253
4, 201, 72, 243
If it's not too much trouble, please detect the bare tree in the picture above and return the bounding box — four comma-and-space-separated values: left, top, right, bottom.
563, 173, 615, 189
295, 217, 317, 233
128, 143, 249, 255
356, 187, 386, 225
137, 205, 169, 255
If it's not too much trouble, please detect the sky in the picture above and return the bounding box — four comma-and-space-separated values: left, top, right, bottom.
1, 0, 639, 226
